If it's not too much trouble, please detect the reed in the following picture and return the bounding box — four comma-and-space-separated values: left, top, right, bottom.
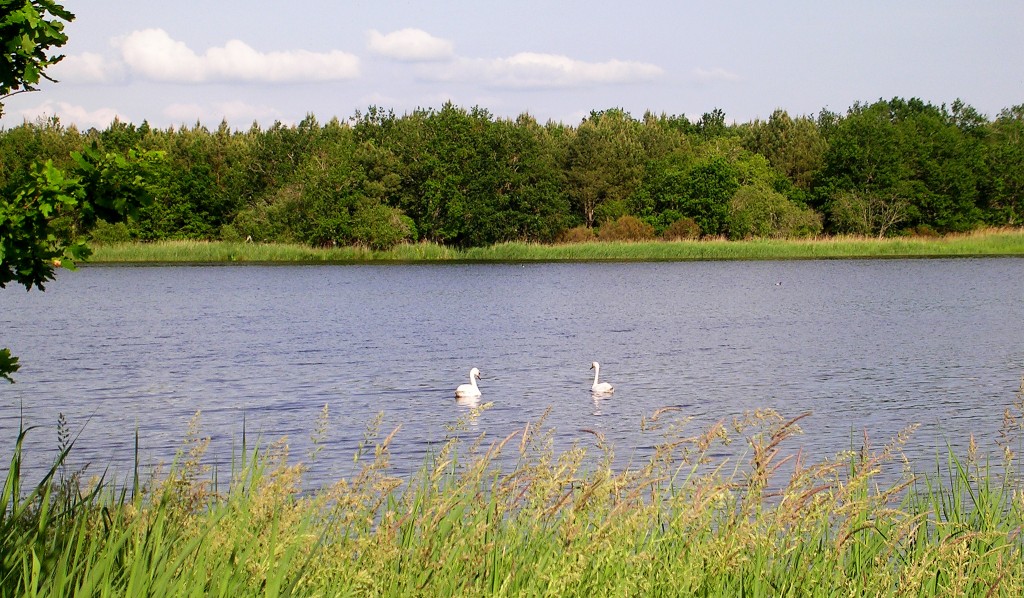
4, 385, 1024, 596
87, 228, 1024, 264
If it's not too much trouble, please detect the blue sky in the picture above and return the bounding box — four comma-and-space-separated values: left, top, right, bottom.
3, 0, 1022, 129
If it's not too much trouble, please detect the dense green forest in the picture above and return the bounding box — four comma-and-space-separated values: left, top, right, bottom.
2, 98, 1022, 249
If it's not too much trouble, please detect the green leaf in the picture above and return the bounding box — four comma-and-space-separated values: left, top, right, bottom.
22, 62, 39, 85
0, 348, 20, 383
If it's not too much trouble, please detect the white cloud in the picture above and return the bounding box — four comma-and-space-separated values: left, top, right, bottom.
367, 28, 454, 62
115, 29, 360, 83
424, 53, 663, 89
50, 52, 124, 83
14, 101, 128, 129
692, 67, 740, 83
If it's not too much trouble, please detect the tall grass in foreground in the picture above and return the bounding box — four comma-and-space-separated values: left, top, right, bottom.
4, 385, 1024, 596
87, 228, 1024, 264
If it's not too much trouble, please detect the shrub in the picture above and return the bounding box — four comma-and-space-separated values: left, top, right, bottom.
825, 191, 872, 236
727, 185, 822, 240
593, 199, 629, 226
90, 220, 133, 244
597, 215, 656, 241
825, 189, 912, 238
905, 224, 940, 238
642, 209, 682, 236
228, 200, 294, 244
351, 203, 417, 250
219, 223, 243, 242
661, 216, 701, 241
557, 225, 596, 244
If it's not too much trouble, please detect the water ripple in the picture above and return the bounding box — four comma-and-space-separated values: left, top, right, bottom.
3, 259, 1023, 488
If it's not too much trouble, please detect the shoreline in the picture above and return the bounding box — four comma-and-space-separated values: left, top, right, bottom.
86, 228, 1024, 264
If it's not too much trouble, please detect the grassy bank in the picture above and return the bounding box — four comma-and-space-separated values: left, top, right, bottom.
5, 389, 1024, 596
87, 228, 1024, 264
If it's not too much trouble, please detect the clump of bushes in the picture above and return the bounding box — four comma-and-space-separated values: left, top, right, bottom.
351, 203, 418, 250
557, 225, 597, 244
906, 224, 941, 238
726, 184, 822, 240
661, 216, 701, 240
224, 192, 416, 250
90, 220, 133, 244
596, 215, 655, 241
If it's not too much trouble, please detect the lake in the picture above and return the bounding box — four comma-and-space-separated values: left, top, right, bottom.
3, 258, 1023, 489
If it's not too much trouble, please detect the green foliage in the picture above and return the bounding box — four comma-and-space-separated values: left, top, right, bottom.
742, 109, 827, 191
696, 107, 730, 139
631, 154, 692, 230
0, 147, 162, 380
825, 190, 873, 236
0, 0, 73, 117
676, 156, 740, 236
984, 105, 1024, 225
356, 104, 570, 247
727, 184, 823, 240
1, 0, 73, 383
0, 347, 17, 381
130, 123, 249, 240
2, 95, 1023, 257
1, 159, 86, 291
351, 201, 417, 250
826, 188, 910, 237
818, 98, 986, 234
0, 116, 82, 193
89, 219, 132, 244
71, 146, 162, 228
0, 142, 161, 290
566, 109, 644, 227
593, 198, 629, 225
227, 195, 296, 244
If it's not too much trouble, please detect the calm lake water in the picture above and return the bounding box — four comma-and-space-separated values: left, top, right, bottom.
3, 259, 1024, 488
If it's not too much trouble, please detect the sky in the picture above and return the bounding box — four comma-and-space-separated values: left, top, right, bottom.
3, 1, 1023, 130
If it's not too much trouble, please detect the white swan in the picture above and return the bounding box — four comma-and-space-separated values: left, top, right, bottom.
590, 361, 614, 394
455, 367, 482, 399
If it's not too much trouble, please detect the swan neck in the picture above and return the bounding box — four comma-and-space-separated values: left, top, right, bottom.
593, 365, 600, 385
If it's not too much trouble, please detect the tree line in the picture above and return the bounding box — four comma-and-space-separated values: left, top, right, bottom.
2, 98, 1022, 250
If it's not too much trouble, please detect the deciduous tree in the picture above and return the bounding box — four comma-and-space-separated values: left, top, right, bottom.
817, 98, 984, 234
984, 105, 1024, 225
565, 109, 643, 227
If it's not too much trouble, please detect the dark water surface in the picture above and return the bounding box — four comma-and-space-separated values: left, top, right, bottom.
3, 259, 1023, 487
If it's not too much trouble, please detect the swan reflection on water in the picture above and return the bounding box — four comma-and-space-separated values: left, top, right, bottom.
455, 395, 481, 408
454, 397, 491, 429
